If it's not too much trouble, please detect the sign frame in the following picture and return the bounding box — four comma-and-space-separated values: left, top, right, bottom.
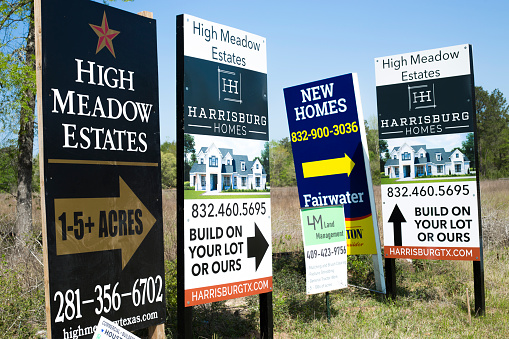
176, 14, 273, 338
283, 73, 386, 294
375, 44, 484, 314
35, 1, 166, 337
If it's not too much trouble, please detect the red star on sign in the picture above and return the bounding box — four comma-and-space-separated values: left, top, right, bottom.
89, 12, 120, 58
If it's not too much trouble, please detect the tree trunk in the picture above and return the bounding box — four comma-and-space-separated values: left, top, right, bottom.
15, 3, 35, 242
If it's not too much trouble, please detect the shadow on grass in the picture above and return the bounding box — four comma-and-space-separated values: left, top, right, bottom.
192, 302, 258, 338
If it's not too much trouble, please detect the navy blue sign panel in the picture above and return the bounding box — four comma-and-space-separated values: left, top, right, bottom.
284, 74, 371, 220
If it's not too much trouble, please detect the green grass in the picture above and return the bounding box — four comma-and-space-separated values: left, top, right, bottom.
156, 249, 509, 338
184, 190, 270, 199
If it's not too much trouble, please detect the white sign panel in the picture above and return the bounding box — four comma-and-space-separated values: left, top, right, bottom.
375, 44, 471, 86
183, 14, 267, 73
184, 198, 271, 305
381, 181, 480, 260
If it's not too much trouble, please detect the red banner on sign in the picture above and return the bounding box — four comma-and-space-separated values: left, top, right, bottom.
185, 277, 273, 307
385, 246, 480, 261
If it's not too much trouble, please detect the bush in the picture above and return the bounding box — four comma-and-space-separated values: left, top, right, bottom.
0, 257, 44, 338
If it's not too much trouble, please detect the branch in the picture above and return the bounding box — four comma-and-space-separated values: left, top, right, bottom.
0, 0, 31, 30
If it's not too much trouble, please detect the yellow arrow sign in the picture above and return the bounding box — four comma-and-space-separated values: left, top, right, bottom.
54, 177, 156, 269
302, 154, 355, 178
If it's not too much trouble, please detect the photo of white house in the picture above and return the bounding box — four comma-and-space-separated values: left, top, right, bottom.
384, 143, 470, 179
189, 143, 267, 192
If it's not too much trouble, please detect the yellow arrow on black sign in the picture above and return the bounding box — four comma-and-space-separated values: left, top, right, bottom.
54, 177, 156, 269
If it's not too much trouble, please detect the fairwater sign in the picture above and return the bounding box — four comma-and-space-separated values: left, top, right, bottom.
178, 14, 271, 307
375, 44, 481, 260
301, 206, 347, 294
283, 73, 379, 255
37, 1, 165, 337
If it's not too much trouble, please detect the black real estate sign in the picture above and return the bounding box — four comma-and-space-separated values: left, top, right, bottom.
37, 0, 164, 337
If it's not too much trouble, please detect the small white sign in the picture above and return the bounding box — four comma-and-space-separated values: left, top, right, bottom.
375, 44, 471, 86
93, 316, 140, 339
300, 206, 348, 294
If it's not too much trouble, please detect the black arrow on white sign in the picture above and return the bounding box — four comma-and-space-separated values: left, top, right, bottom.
247, 223, 269, 271
388, 204, 406, 246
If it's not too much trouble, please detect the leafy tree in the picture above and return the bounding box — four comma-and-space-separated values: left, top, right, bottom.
269, 138, 296, 187
0, 1, 36, 240
475, 86, 509, 178
364, 118, 381, 185
161, 140, 176, 154
160, 141, 177, 188
161, 151, 177, 188
183, 134, 196, 181
0, 146, 17, 193
260, 141, 270, 184
461, 133, 475, 169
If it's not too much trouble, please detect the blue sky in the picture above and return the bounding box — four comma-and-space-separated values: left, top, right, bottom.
105, 0, 509, 144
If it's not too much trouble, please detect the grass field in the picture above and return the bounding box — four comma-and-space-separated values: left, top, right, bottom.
1, 180, 509, 338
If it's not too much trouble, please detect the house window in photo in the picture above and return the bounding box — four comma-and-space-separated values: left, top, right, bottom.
201, 175, 206, 187
256, 177, 260, 187
402, 152, 410, 160
241, 176, 247, 186
455, 164, 461, 173
437, 165, 444, 173
209, 156, 218, 167
241, 162, 246, 171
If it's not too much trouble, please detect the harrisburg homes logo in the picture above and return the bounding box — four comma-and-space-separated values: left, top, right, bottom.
379, 83, 470, 138
218, 67, 242, 104
186, 66, 267, 138
49, 12, 156, 153
408, 83, 436, 111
